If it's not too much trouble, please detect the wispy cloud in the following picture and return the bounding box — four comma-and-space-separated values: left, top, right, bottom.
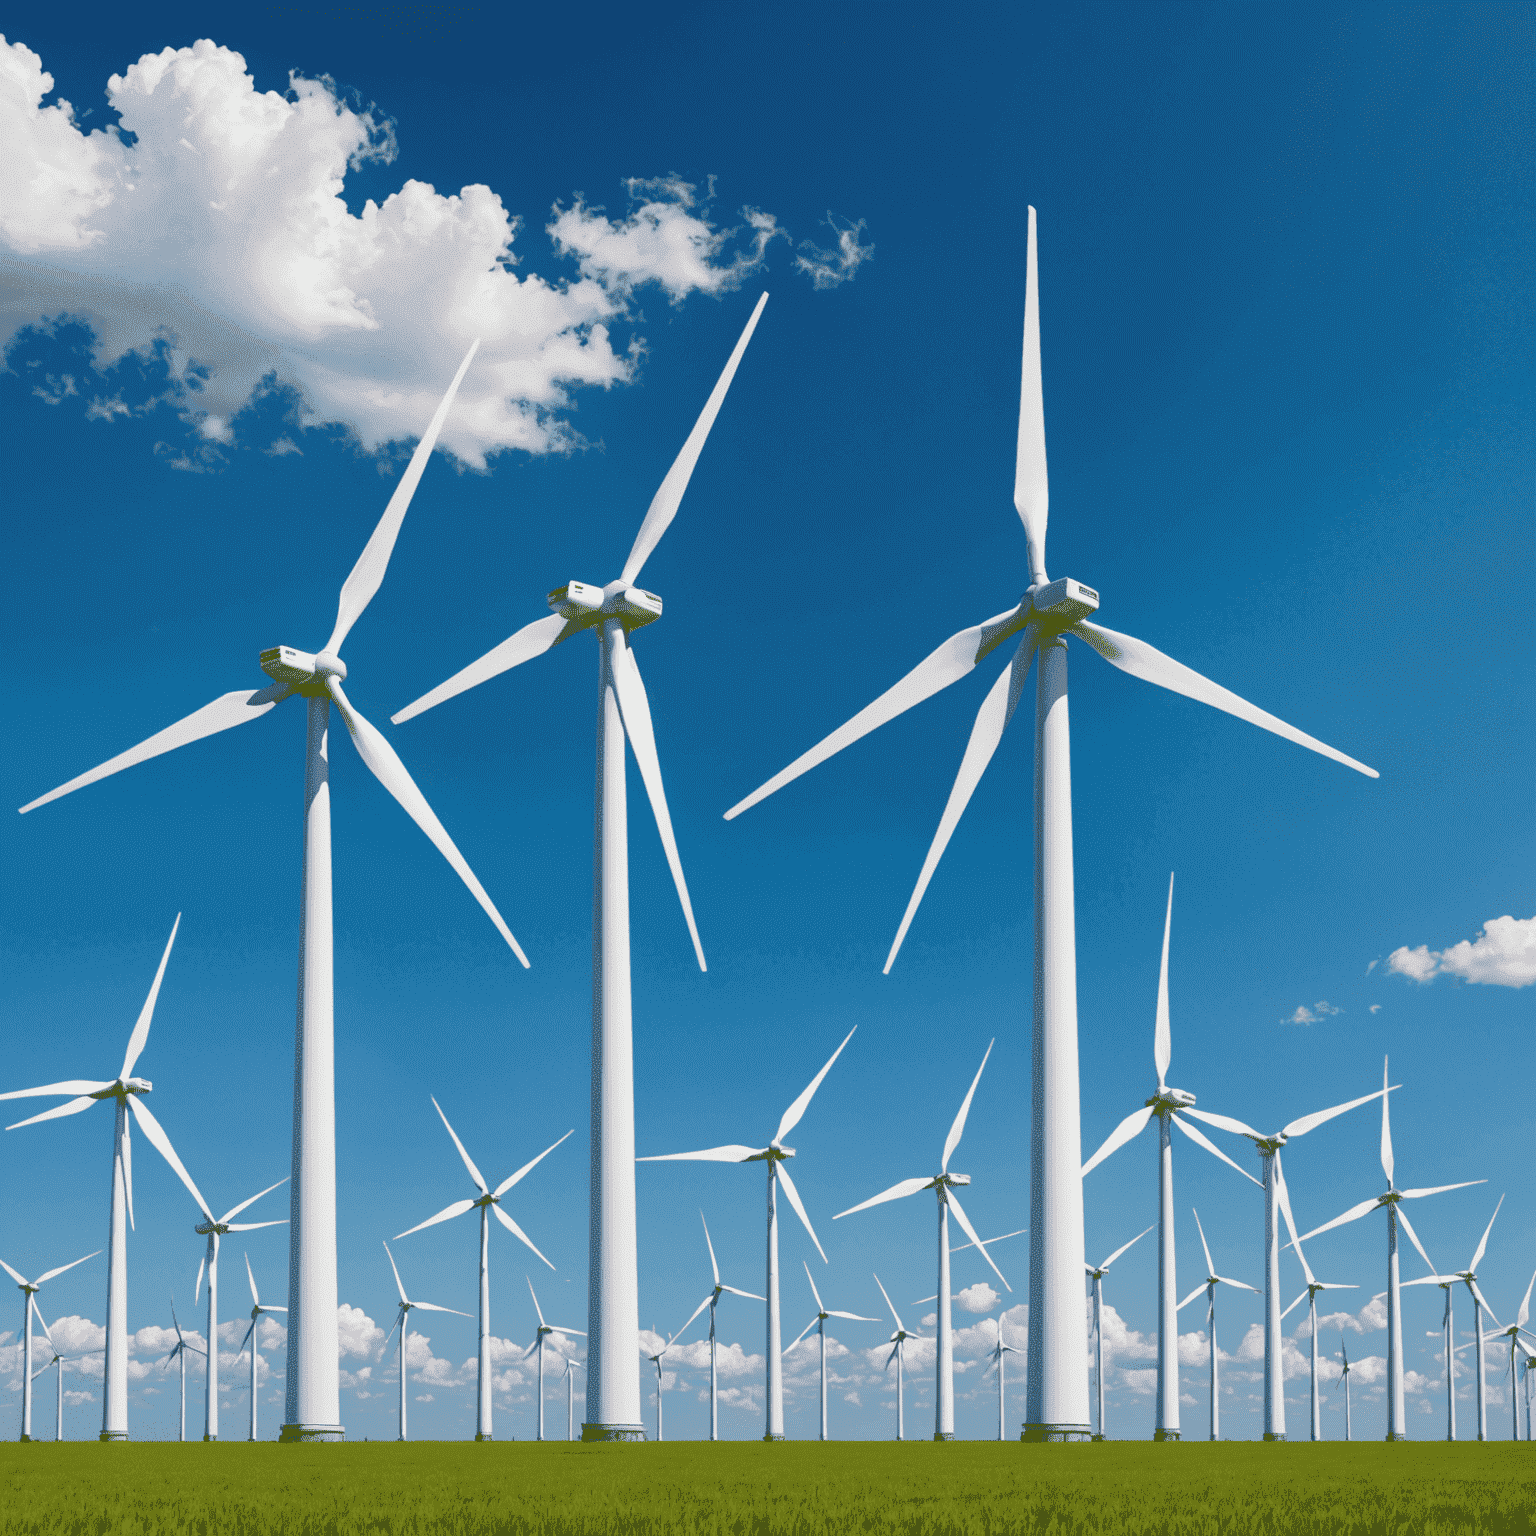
1387, 915, 1536, 989
1282, 1000, 1343, 1026
794, 214, 874, 290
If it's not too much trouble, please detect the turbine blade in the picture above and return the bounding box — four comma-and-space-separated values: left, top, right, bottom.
950, 1227, 1027, 1256
621, 293, 768, 587
1380, 1057, 1394, 1186
1180, 1106, 1265, 1140
526, 1274, 547, 1328
33, 1250, 101, 1288
391, 615, 567, 725
395, 1197, 477, 1239
873, 1272, 904, 1334
802, 1258, 824, 1314
885, 634, 1035, 974
1176, 1284, 1208, 1312
1192, 1208, 1216, 1279
121, 1111, 134, 1231
721, 1286, 764, 1301
491, 1202, 554, 1270
1273, 1156, 1317, 1286
1153, 872, 1174, 1087
1219, 1277, 1260, 1295
785, 1317, 818, 1353
120, 913, 180, 1082
942, 1039, 995, 1174
609, 644, 705, 970
220, 1177, 289, 1225
1014, 206, 1049, 583
1282, 1085, 1391, 1141
774, 1163, 826, 1263
430, 1097, 488, 1195
125, 1096, 214, 1224
1399, 1181, 1486, 1201
1298, 1196, 1384, 1244
195, 1255, 205, 1304
1170, 1113, 1263, 1187
1069, 620, 1378, 778
383, 1241, 410, 1306
0, 1257, 28, 1286
0, 1080, 115, 1102
1099, 1224, 1157, 1273
1281, 1291, 1308, 1321
637, 1145, 765, 1163
702, 1213, 721, 1288
1081, 1105, 1155, 1178
1468, 1194, 1504, 1275
672, 1293, 714, 1346
775, 1026, 857, 1146
18, 685, 291, 815
223, 1219, 287, 1233
834, 1176, 933, 1220
827, 1310, 880, 1322
1518, 1267, 1536, 1331
409, 1302, 472, 1318
1468, 1280, 1501, 1330
238, 1319, 256, 1355
946, 1191, 1009, 1291
327, 679, 529, 966
8, 1095, 97, 1131
244, 1251, 260, 1307
1394, 1206, 1439, 1276
492, 1128, 574, 1198
325, 339, 479, 654
723, 607, 1023, 821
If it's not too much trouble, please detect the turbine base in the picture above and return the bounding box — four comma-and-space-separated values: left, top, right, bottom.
932, 1431, 955, 1442
762, 1432, 786, 1442
1385, 1432, 1408, 1442
279, 1423, 345, 1443
1153, 1428, 1181, 1442
582, 1422, 646, 1442
1261, 1431, 1287, 1443
1021, 1422, 1092, 1442
97, 1431, 129, 1442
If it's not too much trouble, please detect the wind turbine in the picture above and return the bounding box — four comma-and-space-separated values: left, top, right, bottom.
1175, 1208, 1257, 1443
193, 1176, 288, 1440
237, 1253, 287, 1442
31, 1303, 103, 1443
1297, 1060, 1481, 1441
524, 1278, 586, 1442
17, 345, 524, 1442
393, 296, 768, 1441
669, 1213, 763, 1441
1338, 1336, 1353, 1441
645, 1327, 678, 1442
1182, 1078, 1387, 1440
0, 1249, 98, 1442
1084, 1224, 1155, 1441
395, 1096, 570, 1441
1082, 873, 1262, 1441
0, 915, 213, 1440
380, 1239, 469, 1443
1414, 1287, 1469, 1440
159, 1298, 204, 1442
873, 1274, 920, 1442
722, 208, 1378, 1440
835, 1040, 1009, 1441
639, 1025, 856, 1440
1484, 1268, 1536, 1443
784, 1260, 877, 1442
1277, 1218, 1357, 1442
983, 1330, 1020, 1442
563, 1358, 583, 1441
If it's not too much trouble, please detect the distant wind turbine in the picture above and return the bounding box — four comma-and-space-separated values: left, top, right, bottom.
394, 297, 768, 1441
563, 1358, 583, 1441
17, 344, 525, 1442
640, 1025, 855, 1440
723, 207, 1377, 1440
873, 1273, 921, 1442
395, 1096, 570, 1441
381, 1239, 469, 1444
31, 1302, 103, 1444
0, 915, 212, 1441
784, 1260, 878, 1442
1484, 1268, 1536, 1443
159, 1298, 203, 1442
1297, 1059, 1481, 1440
1276, 1206, 1357, 1441
1176, 1209, 1257, 1443
835, 1040, 1009, 1441
524, 1278, 586, 1442
238, 1254, 287, 1442
645, 1328, 678, 1442
983, 1328, 1021, 1442
0, 1249, 98, 1442
1082, 874, 1262, 1441
1338, 1336, 1353, 1441
1085, 1224, 1155, 1441
669, 1213, 763, 1441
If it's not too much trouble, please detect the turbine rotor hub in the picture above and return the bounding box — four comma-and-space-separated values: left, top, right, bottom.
546, 579, 663, 634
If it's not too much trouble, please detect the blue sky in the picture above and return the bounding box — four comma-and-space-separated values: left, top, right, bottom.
1, 2, 1531, 1442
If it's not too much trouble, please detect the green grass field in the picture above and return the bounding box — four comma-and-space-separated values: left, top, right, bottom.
2, 1442, 1533, 1536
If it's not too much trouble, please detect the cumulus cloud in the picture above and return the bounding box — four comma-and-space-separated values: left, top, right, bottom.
1, 39, 866, 468
956, 1283, 1000, 1315
1387, 916, 1536, 989
1282, 1000, 1343, 1026
794, 214, 874, 290
337, 1304, 386, 1360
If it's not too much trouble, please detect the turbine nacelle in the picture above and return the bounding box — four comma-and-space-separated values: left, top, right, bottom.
258, 647, 348, 692
546, 580, 663, 635
92, 1077, 151, 1099
749, 1144, 796, 1162
1146, 1087, 1197, 1113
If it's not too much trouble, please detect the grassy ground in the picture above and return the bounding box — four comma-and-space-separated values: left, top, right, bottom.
1, 1442, 1533, 1536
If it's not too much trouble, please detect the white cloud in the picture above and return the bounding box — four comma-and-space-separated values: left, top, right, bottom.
337, 1304, 386, 1360
1369, 1004, 1382, 1013
0, 39, 854, 468
1387, 916, 1536, 989
794, 214, 873, 290
956, 1283, 1000, 1315
1282, 1000, 1343, 1026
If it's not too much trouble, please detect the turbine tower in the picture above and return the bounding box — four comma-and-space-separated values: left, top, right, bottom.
722, 209, 1377, 1440
1484, 1269, 1536, 1443
396, 1097, 569, 1440
1175, 1208, 1257, 1442
238, 1253, 287, 1441
784, 1260, 878, 1441
834, 1040, 1010, 1440
983, 1331, 1021, 1442
645, 1328, 678, 1442
16, 346, 527, 1442
1085, 1225, 1154, 1440
1298, 1060, 1480, 1440
524, 1278, 586, 1442
392, 297, 768, 1440
669, 1213, 763, 1441
1081, 873, 1263, 1440
193, 1177, 287, 1440
159, 1298, 203, 1443
1338, 1336, 1353, 1441
0, 915, 213, 1440
639, 1025, 855, 1440
873, 1274, 920, 1441
32, 1303, 103, 1443
381, 1240, 469, 1443
1277, 1222, 1356, 1442
0, 1250, 97, 1442
563, 1358, 583, 1441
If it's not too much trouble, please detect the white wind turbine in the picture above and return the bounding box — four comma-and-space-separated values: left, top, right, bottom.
237, 1253, 287, 1442
645, 1327, 678, 1442
983, 1330, 1021, 1442
193, 1177, 288, 1441
1081, 873, 1262, 1441
1085, 1224, 1155, 1441
0, 1249, 98, 1442
669, 1212, 764, 1441
1484, 1269, 1536, 1443
1277, 1221, 1356, 1442
30, 1302, 104, 1444
639, 1024, 856, 1441
0, 915, 213, 1441
159, 1298, 203, 1442
380, 1240, 469, 1443
563, 1357, 583, 1441
1337, 1335, 1353, 1441
722, 208, 1378, 1440
524, 1278, 586, 1442
17, 346, 527, 1442
1297, 1060, 1481, 1441
873, 1274, 921, 1442
395, 1096, 571, 1441
393, 296, 768, 1442
835, 1040, 1009, 1441
1416, 1289, 1480, 1441
784, 1260, 878, 1442
1181, 1078, 1387, 1440
1175, 1208, 1257, 1443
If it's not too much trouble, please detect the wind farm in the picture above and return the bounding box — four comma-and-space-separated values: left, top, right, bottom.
0, 7, 1531, 1534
